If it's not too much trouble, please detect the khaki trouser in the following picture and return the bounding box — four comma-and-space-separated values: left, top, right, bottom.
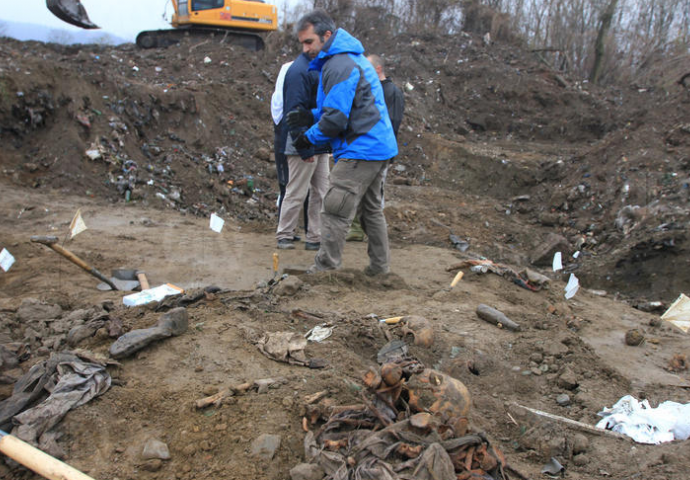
314, 158, 390, 273
276, 154, 330, 243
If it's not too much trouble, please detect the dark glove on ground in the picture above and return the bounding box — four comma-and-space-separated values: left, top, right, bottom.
286, 108, 314, 128
293, 133, 312, 150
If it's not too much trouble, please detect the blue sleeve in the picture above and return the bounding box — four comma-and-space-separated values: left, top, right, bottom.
307, 57, 359, 144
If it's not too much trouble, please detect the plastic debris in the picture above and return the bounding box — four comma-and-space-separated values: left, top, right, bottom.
552, 251, 563, 271
0, 248, 15, 272
305, 325, 333, 342
596, 395, 690, 444
660, 294, 690, 333
123, 283, 184, 307
564, 273, 579, 299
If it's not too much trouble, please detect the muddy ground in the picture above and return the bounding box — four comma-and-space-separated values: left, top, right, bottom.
0, 29, 689, 480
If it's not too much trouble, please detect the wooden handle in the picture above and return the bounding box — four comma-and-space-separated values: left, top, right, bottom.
0, 433, 96, 480
136, 271, 150, 290
31, 237, 118, 290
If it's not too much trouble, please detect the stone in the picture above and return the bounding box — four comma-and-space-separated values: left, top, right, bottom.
557, 368, 579, 390
140, 459, 163, 472
158, 307, 189, 336
109, 327, 171, 359
543, 341, 569, 358
290, 463, 325, 480
142, 439, 170, 460
109, 307, 188, 359
274, 276, 303, 296
530, 233, 570, 267
529, 352, 544, 363
250, 434, 281, 460
572, 454, 588, 466
624, 329, 645, 346
16, 299, 61, 323
523, 269, 551, 286
572, 433, 589, 454
556, 393, 571, 406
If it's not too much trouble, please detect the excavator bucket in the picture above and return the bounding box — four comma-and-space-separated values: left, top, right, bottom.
46, 0, 99, 29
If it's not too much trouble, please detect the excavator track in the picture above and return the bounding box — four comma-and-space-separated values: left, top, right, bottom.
136, 26, 264, 51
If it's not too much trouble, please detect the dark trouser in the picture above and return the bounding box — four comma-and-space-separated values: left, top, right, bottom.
314, 159, 390, 273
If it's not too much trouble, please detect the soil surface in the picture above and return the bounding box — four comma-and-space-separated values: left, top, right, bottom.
0, 31, 689, 480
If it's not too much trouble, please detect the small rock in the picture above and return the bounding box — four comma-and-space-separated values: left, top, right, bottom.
140, 459, 163, 472
290, 463, 325, 480
572, 433, 589, 454
274, 276, 303, 296
142, 439, 170, 460
202, 385, 218, 396
625, 329, 645, 346
158, 307, 189, 336
182, 444, 197, 456
16, 299, 62, 323
529, 352, 543, 363
557, 368, 579, 390
250, 434, 281, 460
572, 454, 588, 467
556, 393, 571, 406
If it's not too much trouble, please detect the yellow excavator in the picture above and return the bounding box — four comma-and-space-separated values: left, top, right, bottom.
46, 0, 278, 50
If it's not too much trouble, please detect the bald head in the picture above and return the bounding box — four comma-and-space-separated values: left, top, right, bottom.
366, 54, 386, 81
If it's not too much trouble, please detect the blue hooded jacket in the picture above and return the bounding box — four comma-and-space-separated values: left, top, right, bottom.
305, 29, 398, 161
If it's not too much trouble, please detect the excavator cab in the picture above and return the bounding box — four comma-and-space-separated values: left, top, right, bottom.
46, 0, 99, 29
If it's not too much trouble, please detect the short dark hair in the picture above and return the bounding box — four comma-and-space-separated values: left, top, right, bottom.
296, 9, 336, 38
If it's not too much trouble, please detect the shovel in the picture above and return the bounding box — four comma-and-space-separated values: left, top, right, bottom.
30, 235, 118, 291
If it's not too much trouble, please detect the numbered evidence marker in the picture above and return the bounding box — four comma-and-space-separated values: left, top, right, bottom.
0, 249, 15, 272
209, 213, 225, 233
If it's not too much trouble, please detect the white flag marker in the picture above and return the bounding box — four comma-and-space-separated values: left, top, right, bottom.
0, 249, 15, 272
564, 274, 580, 299
69, 209, 88, 239
209, 213, 224, 233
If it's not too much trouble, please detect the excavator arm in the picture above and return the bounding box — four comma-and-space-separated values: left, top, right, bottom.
46, 0, 99, 29
46, 0, 277, 50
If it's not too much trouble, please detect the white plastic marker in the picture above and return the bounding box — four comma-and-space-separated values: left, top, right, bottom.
564, 273, 580, 299
552, 252, 563, 271
0, 249, 15, 272
209, 213, 224, 233
69, 209, 88, 238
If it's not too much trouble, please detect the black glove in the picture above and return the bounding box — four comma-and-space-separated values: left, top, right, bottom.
286, 107, 314, 128
293, 132, 312, 150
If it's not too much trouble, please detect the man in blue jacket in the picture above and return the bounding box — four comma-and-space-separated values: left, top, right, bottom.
275, 53, 331, 250
286, 10, 398, 275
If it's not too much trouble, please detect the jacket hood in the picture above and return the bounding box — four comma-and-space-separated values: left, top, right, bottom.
310, 29, 364, 71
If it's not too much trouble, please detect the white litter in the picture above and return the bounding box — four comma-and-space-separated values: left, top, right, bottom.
123, 283, 184, 307
0, 248, 15, 272
305, 325, 333, 342
573, 251, 581, 259
552, 252, 563, 271
596, 395, 690, 444
564, 273, 579, 299
209, 213, 224, 233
